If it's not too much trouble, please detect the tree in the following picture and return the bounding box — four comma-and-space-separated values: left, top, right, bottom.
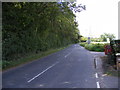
90, 37, 102, 42
100, 33, 116, 42
2, 2, 85, 61
80, 36, 87, 42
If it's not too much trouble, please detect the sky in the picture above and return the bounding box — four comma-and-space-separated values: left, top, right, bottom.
75, 0, 119, 39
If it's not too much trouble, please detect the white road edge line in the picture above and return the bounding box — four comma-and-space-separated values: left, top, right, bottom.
27, 62, 59, 83
96, 82, 100, 88
95, 73, 98, 78
65, 52, 72, 58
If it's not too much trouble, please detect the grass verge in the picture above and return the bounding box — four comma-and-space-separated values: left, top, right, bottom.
101, 56, 120, 77
2, 45, 69, 71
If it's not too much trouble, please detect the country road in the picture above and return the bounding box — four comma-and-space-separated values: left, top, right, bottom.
2, 44, 118, 88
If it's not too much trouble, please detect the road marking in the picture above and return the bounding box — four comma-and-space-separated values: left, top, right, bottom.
96, 82, 100, 88
95, 73, 98, 78
27, 62, 59, 83
65, 52, 72, 58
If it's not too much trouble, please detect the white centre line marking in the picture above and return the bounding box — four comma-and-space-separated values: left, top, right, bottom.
27, 62, 59, 83
95, 73, 98, 78
96, 82, 100, 88
65, 52, 72, 58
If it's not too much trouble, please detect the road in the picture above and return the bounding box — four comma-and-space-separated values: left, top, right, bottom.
3, 44, 102, 88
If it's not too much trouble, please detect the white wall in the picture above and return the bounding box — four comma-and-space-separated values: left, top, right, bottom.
118, 1, 120, 39
118, 29, 120, 39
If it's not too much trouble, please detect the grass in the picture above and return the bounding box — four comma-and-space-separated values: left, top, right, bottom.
2, 45, 69, 71
101, 56, 120, 77
80, 42, 107, 52
79, 42, 86, 47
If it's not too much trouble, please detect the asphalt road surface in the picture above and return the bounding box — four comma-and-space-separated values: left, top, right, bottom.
3, 44, 102, 88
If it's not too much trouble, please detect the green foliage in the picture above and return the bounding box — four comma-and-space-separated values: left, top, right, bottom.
80, 43, 106, 52
100, 33, 116, 42
80, 36, 87, 42
80, 42, 87, 47
85, 43, 105, 52
2, 2, 81, 67
90, 37, 102, 42
2, 46, 68, 69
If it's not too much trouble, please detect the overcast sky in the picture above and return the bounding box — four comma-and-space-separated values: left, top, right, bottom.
75, 0, 119, 39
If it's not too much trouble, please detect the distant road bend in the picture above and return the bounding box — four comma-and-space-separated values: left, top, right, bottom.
3, 44, 99, 88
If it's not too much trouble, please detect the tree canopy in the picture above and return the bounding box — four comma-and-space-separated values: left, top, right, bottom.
2, 2, 83, 61
100, 33, 116, 42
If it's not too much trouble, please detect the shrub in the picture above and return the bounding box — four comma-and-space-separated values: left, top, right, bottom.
80, 42, 87, 47
80, 43, 105, 52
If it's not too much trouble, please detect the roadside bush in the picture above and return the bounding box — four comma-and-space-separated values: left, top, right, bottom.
80, 43, 105, 52
80, 42, 87, 47
2, 2, 79, 62
86, 43, 105, 52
